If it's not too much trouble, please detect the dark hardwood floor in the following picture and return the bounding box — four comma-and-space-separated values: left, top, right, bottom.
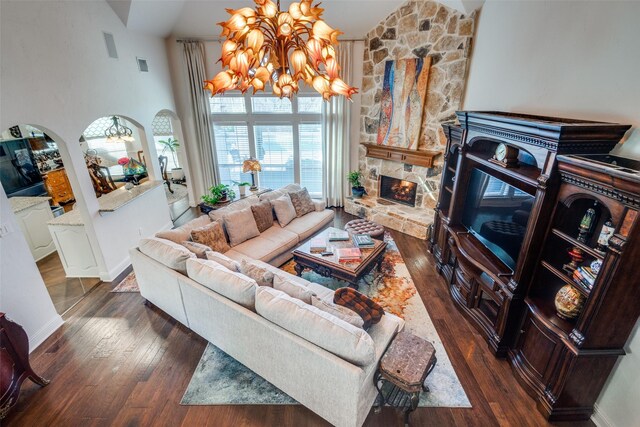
6, 208, 594, 427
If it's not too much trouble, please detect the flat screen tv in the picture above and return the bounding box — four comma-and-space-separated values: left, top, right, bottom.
461, 168, 534, 271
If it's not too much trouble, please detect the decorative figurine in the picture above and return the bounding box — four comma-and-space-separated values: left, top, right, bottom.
562, 246, 584, 274
595, 218, 615, 254
577, 202, 598, 243
555, 284, 586, 320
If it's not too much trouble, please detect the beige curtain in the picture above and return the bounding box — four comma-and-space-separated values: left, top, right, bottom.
322, 41, 353, 207
182, 41, 219, 192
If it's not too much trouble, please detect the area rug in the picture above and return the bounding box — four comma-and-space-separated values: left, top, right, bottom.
165, 183, 188, 205
111, 271, 140, 293
181, 234, 471, 408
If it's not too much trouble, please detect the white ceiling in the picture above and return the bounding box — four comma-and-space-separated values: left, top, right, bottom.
107, 0, 409, 39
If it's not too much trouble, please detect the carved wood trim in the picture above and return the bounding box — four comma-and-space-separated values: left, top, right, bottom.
362, 143, 441, 168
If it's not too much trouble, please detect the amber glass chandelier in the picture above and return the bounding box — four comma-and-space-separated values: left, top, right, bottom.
205, 0, 357, 100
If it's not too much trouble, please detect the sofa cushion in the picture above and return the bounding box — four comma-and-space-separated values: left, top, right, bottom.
280, 183, 303, 193
186, 258, 258, 310
181, 241, 211, 259
155, 215, 211, 243
224, 207, 260, 246
232, 231, 298, 263
289, 188, 316, 217
312, 295, 365, 329
334, 287, 385, 329
255, 287, 375, 366
240, 259, 275, 287
206, 251, 241, 272
139, 237, 195, 274
283, 209, 335, 240
313, 199, 326, 212
207, 195, 260, 222
271, 194, 297, 227
251, 200, 274, 233
191, 220, 231, 253
273, 275, 315, 304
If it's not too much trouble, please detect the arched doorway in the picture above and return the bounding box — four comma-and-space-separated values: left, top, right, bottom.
0, 124, 100, 314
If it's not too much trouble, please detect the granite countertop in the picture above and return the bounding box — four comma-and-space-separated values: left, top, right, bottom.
98, 180, 164, 212
47, 209, 84, 226
9, 196, 52, 213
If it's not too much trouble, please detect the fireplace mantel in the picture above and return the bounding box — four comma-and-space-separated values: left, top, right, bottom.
362, 143, 441, 168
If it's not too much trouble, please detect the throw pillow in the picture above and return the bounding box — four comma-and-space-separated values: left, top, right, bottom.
205, 251, 241, 272
270, 194, 296, 227
223, 207, 260, 246
258, 189, 284, 202
138, 237, 195, 275
273, 275, 315, 304
334, 287, 385, 329
208, 195, 259, 222
181, 241, 211, 259
280, 183, 302, 193
190, 220, 231, 253
251, 200, 274, 233
312, 295, 365, 329
289, 187, 316, 217
155, 215, 211, 244
240, 259, 275, 287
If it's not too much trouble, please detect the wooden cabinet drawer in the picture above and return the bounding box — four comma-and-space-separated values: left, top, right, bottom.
514, 310, 562, 385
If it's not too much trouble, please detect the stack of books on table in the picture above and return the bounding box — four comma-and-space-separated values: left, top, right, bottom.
310, 237, 327, 253
572, 266, 597, 290
336, 247, 362, 263
328, 230, 350, 241
352, 234, 375, 248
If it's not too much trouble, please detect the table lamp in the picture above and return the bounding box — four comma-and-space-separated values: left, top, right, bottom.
242, 158, 261, 191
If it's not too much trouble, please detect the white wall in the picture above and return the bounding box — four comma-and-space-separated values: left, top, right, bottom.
1, 0, 176, 347
463, 2, 640, 426
0, 187, 64, 351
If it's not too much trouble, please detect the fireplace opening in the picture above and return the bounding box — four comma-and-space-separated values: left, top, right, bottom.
379, 175, 418, 207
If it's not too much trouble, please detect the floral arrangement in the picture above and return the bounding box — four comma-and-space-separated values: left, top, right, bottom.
117, 157, 130, 166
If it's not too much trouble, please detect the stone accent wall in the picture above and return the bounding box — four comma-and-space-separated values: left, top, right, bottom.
358, 1, 476, 213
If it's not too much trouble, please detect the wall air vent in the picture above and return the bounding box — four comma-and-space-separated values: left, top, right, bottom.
103, 32, 118, 59
137, 58, 149, 72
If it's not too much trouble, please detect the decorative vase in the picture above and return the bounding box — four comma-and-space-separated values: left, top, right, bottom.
124, 182, 134, 191
238, 186, 247, 197
562, 246, 584, 274
554, 284, 585, 320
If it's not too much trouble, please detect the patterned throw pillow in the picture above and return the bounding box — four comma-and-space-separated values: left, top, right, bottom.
312, 295, 365, 329
240, 259, 275, 287
289, 188, 316, 217
181, 241, 211, 259
190, 220, 231, 253
251, 200, 274, 233
333, 287, 384, 329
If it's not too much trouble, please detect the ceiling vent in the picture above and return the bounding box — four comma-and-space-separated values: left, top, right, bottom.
103, 32, 118, 59
137, 58, 149, 72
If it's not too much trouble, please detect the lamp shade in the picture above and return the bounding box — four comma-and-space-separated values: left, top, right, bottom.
242, 159, 262, 173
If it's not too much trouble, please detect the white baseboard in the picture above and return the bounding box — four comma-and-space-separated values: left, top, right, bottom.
100, 256, 132, 282
592, 403, 615, 427
29, 315, 64, 353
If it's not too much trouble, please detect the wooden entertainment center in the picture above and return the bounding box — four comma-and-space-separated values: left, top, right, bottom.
429, 111, 640, 421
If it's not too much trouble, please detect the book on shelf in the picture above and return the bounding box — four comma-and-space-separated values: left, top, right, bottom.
576, 267, 596, 286
352, 234, 375, 248
572, 269, 593, 290
328, 230, 350, 241
336, 247, 362, 262
310, 237, 327, 253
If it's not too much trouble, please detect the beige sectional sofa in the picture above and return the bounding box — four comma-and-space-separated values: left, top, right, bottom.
130, 185, 405, 427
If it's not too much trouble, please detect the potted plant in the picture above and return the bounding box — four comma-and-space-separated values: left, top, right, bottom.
158, 137, 184, 181
200, 184, 236, 213
348, 170, 366, 198
233, 181, 252, 197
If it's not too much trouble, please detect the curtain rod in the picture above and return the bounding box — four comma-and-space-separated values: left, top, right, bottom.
176, 37, 365, 43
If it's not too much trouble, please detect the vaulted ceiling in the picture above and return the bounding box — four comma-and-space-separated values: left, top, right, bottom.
108, 0, 414, 39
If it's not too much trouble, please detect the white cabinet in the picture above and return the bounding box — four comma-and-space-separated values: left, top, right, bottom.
48, 212, 100, 278
13, 199, 56, 261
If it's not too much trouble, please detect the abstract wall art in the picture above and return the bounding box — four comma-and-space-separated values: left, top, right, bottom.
376, 57, 431, 149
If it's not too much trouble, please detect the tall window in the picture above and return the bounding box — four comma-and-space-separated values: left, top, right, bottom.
210, 94, 323, 197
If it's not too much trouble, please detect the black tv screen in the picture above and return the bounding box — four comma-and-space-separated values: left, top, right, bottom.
462, 168, 534, 270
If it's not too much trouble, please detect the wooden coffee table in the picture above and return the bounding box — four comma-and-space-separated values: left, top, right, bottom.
292, 227, 387, 289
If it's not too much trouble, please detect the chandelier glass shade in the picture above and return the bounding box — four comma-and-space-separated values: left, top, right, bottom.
205, 0, 358, 100
105, 116, 135, 143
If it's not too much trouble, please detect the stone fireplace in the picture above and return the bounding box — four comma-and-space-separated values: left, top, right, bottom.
379, 176, 418, 206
